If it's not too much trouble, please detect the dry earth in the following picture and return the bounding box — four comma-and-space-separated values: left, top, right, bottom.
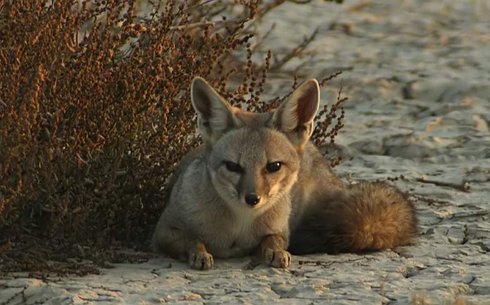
1, 0, 489, 304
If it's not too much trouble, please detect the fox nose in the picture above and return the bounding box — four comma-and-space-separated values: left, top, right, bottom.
244, 193, 261, 206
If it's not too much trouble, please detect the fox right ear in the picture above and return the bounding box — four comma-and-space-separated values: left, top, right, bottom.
272, 79, 320, 150
191, 77, 239, 144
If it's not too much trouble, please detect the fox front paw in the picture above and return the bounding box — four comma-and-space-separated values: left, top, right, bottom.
264, 248, 291, 269
188, 251, 214, 270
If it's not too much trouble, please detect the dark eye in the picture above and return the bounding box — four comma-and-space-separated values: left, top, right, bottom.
225, 161, 242, 173
266, 162, 282, 173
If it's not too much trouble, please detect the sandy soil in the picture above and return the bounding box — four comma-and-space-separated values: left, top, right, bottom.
1, 0, 489, 304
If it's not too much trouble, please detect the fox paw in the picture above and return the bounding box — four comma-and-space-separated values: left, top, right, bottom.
188, 251, 214, 270
264, 248, 291, 269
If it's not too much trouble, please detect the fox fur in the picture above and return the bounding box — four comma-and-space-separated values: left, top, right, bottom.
152, 77, 417, 268
288, 181, 417, 254
152, 78, 322, 269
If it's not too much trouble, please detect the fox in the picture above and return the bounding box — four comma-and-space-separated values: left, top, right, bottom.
152, 77, 417, 269
151, 78, 313, 269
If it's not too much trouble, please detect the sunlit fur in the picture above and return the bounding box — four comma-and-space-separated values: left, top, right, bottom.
190, 77, 418, 254
153, 77, 418, 267
288, 182, 417, 254
153, 80, 300, 269
152, 104, 300, 267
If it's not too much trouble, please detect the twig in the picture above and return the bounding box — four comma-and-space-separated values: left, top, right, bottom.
320, 71, 343, 86
170, 18, 245, 31
182, 0, 219, 13
251, 23, 276, 53
410, 194, 452, 206
254, 0, 286, 23
270, 27, 319, 71
288, 0, 313, 3
133, 17, 245, 31
415, 177, 471, 193
297, 256, 370, 267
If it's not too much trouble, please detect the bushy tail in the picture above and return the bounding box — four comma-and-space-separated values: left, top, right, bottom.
288, 182, 417, 255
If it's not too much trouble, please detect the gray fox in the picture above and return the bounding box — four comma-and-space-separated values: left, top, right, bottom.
151, 78, 319, 269
152, 77, 417, 269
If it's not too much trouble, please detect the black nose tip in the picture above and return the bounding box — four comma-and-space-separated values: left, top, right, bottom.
245, 193, 261, 206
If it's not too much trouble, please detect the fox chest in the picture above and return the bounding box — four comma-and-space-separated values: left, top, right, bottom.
196, 216, 265, 258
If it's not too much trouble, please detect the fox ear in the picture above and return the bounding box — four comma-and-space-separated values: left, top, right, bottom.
191, 77, 238, 144
272, 79, 320, 150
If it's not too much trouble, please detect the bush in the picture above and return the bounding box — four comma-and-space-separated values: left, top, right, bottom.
0, 0, 345, 274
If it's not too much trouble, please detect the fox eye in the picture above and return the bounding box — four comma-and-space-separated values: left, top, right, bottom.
266, 161, 282, 173
224, 161, 242, 173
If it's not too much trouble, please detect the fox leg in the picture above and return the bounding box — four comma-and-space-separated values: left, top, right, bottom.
153, 224, 214, 270
188, 241, 214, 270
255, 234, 291, 268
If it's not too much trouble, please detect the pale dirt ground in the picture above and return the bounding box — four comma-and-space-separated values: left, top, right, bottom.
1, 0, 489, 304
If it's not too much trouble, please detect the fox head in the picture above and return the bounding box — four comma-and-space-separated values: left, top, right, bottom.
191, 77, 320, 211
207, 126, 300, 211
191, 76, 320, 152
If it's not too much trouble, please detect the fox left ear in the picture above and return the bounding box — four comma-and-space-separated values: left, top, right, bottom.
272, 79, 320, 150
191, 77, 239, 145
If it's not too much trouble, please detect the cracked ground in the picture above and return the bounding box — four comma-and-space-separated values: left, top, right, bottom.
1, 0, 489, 304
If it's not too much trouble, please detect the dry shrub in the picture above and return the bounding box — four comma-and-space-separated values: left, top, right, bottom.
0, 0, 345, 274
